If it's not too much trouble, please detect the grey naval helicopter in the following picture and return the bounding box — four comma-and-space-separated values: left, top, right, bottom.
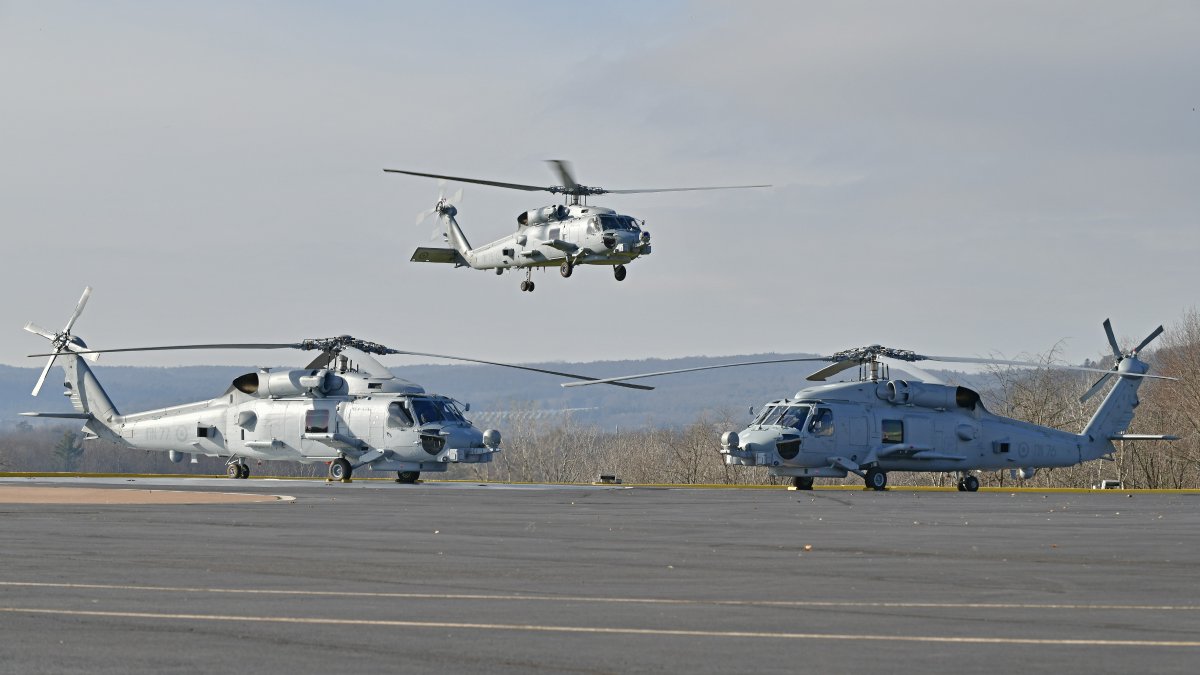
22, 288, 650, 483
563, 320, 1177, 491
384, 160, 768, 292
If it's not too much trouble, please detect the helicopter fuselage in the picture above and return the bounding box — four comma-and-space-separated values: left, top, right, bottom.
95, 367, 499, 475
721, 379, 1094, 481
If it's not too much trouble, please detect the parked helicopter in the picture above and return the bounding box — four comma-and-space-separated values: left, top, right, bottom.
384, 160, 768, 292
561, 321, 1178, 491
23, 288, 651, 483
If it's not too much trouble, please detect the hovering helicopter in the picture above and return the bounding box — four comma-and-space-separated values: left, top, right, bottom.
384, 160, 768, 292
562, 320, 1178, 491
22, 288, 650, 483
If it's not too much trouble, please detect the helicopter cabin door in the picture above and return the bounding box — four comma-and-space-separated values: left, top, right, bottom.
906, 416, 932, 450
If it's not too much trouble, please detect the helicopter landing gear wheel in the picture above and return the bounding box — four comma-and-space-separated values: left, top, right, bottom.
865, 467, 887, 491
792, 476, 814, 490
520, 269, 535, 292
960, 475, 980, 492
226, 463, 240, 479
329, 458, 352, 482
396, 471, 420, 484
237, 463, 250, 479
560, 261, 573, 278
613, 264, 627, 281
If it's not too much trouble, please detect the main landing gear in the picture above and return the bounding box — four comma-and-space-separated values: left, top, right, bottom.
864, 467, 887, 491
328, 457, 353, 482
396, 471, 421, 484
560, 261, 573, 278
613, 264, 627, 281
957, 474, 980, 492
225, 459, 249, 479
520, 268, 535, 292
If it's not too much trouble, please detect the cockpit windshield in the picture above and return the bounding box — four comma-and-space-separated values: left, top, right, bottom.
597, 214, 641, 232
409, 398, 467, 425
753, 404, 810, 429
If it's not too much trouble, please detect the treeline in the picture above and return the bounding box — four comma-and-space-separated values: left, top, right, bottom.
3, 311, 1197, 488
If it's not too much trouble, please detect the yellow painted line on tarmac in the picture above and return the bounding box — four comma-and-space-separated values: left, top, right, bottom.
3, 472, 1199, 492
3, 581, 1197, 612
1, 606, 1197, 648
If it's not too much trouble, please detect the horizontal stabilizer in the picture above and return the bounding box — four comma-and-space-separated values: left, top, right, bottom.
1108, 434, 1180, 441
411, 247, 465, 265
20, 412, 92, 419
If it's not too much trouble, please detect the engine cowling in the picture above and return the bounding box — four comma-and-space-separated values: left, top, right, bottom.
517, 205, 568, 227
233, 369, 346, 398
882, 380, 980, 410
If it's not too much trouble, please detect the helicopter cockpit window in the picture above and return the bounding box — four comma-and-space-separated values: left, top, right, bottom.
778, 405, 811, 430
587, 218, 600, 234
808, 408, 834, 436
618, 216, 641, 231
761, 406, 789, 426
409, 399, 444, 425
387, 402, 413, 428
304, 409, 330, 434
436, 400, 466, 423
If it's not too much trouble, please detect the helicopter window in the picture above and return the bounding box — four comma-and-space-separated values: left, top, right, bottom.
618, 216, 641, 231
882, 419, 904, 444
436, 400, 466, 423
761, 406, 789, 426
387, 402, 413, 428
587, 219, 600, 234
409, 399, 444, 425
548, 227, 560, 240
809, 408, 834, 437
598, 214, 632, 231
304, 409, 330, 434
778, 405, 811, 430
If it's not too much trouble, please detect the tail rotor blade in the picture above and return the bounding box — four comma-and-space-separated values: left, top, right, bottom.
1102, 319, 1121, 360
1133, 325, 1165, 355
1079, 370, 1114, 404
23, 322, 55, 340
448, 187, 463, 205
415, 207, 436, 227
31, 355, 58, 396
65, 341, 101, 363
63, 286, 92, 333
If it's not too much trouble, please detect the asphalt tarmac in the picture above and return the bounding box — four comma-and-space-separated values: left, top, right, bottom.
1, 477, 1198, 674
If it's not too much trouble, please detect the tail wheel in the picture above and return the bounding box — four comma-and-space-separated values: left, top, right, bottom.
560, 261, 573, 278
396, 471, 420, 484
613, 265, 627, 281
329, 458, 352, 482
791, 476, 814, 490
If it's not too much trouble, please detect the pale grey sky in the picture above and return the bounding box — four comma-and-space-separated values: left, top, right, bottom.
2, 1, 1197, 371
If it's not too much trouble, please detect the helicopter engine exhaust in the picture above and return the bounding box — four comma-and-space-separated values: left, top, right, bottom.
517, 205, 569, 227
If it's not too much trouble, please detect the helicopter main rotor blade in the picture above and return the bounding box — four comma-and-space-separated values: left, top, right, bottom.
918, 354, 1173, 380
29, 343, 302, 357
384, 169, 549, 193
1133, 325, 1165, 355
605, 184, 770, 194
546, 160, 579, 191
382, 349, 654, 390
560, 357, 831, 388
806, 360, 859, 382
